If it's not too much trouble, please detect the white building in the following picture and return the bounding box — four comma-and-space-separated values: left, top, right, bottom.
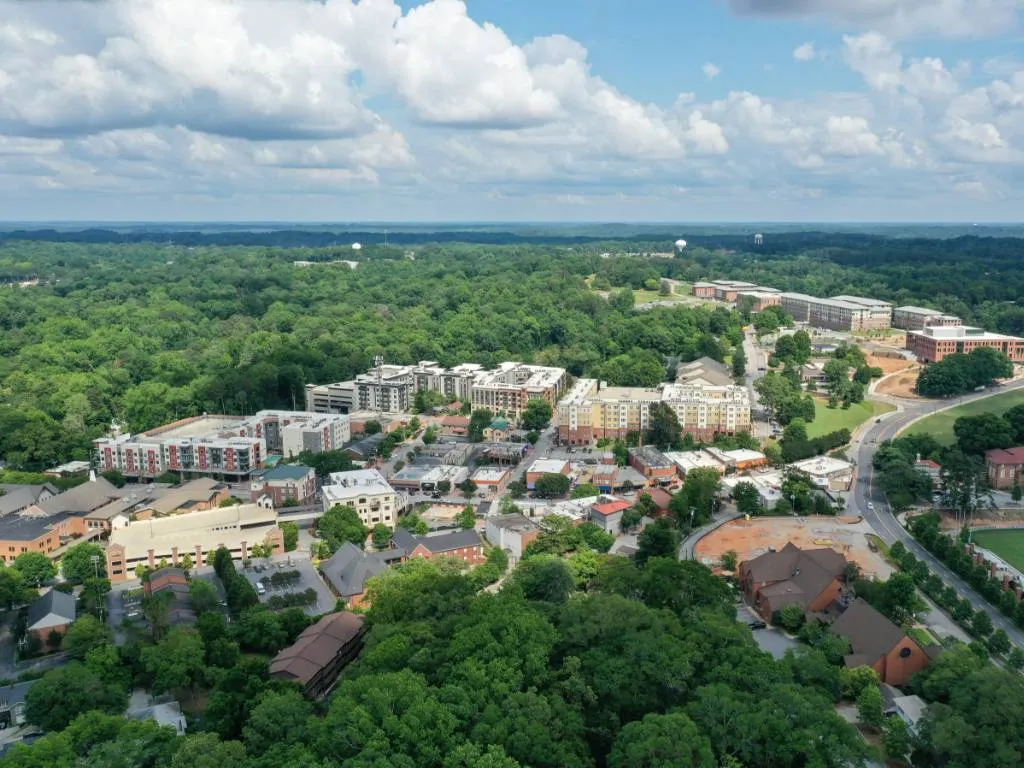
322, 469, 399, 528
788, 456, 855, 489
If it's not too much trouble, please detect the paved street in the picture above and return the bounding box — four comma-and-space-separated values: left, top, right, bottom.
854, 380, 1024, 649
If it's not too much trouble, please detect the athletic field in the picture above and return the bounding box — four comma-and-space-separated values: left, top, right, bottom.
971, 529, 1024, 572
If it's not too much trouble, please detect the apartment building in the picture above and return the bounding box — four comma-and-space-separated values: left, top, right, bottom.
105, 501, 282, 582
94, 411, 349, 480
692, 280, 780, 303
306, 361, 566, 418
737, 291, 782, 312
469, 362, 568, 415
781, 293, 892, 332
906, 325, 1024, 363
892, 306, 962, 331
557, 379, 751, 444
322, 469, 399, 529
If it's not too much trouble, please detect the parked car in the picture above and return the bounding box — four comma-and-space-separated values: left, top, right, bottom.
866, 502, 875, 511
747, 620, 767, 630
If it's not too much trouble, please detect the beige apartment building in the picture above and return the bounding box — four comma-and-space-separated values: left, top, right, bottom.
558, 379, 751, 445
321, 469, 400, 529
781, 293, 892, 332
892, 306, 962, 331
306, 361, 566, 418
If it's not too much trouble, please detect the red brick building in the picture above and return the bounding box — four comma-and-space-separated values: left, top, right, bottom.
739, 542, 848, 621
906, 325, 1024, 364
628, 446, 676, 485
829, 599, 936, 686
986, 446, 1024, 490
389, 528, 487, 566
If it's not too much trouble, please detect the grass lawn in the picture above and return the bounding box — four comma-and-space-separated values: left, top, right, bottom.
632, 289, 692, 304
907, 388, 1024, 445
969, 529, 1024, 572
907, 626, 939, 647
805, 398, 896, 439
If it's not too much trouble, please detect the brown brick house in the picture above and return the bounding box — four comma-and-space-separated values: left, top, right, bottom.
828, 599, 936, 686
739, 542, 848, 621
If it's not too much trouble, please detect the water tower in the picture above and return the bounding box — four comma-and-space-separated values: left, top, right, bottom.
754, 233, 764, 246
674, 238, 687, 254
351, 242, 363, 251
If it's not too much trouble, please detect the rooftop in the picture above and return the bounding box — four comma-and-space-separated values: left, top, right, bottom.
270, 611, 366, 685
261, 464, 314, 482
26, 588, 76, 631
629, 446, 673, 468
528, 458, 569, 475
320, 542, 388, 598
486, 513, 539, 533
323, 469, 394, 501
829, 599, 909, 668
914, 325, 1023, 341
592, 499, 632, 517
788, 456, 855, 476
471, 467, 509, 482
829, 295, 893, 308
142, 477, 227, 516
108, 503, 278, 559
986, 447, 1024, 465
36, 477, 121, 515
895, 305, 954, 316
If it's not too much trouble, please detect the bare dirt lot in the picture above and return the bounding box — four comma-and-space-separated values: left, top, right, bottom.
696, 516, 893, 580
870, 352, 922, 399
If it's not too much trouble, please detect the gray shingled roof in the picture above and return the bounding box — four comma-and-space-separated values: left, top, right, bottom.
26, 589, 76, 631
321, 542, 388, 597
415, 529, 482, 553
829, 598, 908, 668
263, 464, 314, 482
37, 477, 120, 515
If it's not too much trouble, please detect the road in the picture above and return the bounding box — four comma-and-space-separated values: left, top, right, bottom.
854, 380, 1024, 649
742, 330, 771, 439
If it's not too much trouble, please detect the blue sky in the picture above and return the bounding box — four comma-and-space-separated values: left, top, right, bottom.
0, 0, 1022, 221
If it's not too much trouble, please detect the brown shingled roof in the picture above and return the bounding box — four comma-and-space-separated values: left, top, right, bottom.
829, 599, 907, 667
270, 612, 366, 685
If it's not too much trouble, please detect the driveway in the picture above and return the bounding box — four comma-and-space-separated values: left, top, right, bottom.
735, 604, 798, 660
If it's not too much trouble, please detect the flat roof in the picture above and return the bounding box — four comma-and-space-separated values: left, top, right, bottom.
472, 467, 509, 482
789, 456, 854, 475
323, 469, 394, 500
528, 458, 569, 474
108, 503, 278, 560
829, 295, 893, 308
913, 325, 1022, 341
145, 415, 243, 439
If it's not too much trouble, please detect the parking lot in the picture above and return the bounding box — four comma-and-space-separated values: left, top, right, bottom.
239, 552, 335, 617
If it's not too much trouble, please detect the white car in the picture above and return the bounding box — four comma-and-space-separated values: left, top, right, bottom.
866, 502, 875, 510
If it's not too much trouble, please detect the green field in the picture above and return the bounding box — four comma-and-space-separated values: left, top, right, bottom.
907, 389, 1024, 445
970, 530, 1024, 572
805, 398, 896, 439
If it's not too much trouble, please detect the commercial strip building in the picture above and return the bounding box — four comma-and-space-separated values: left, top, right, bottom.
321, 469, 401, 528
905, 325, 1024, 363
94, 411, 350, 480
305, 360, 567, 418
104, 501, 282, 582
781, 293, 893, 332
557, 379, 751, 445
892, 306, 962, 331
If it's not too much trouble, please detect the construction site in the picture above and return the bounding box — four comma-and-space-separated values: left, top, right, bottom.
695, 516, 893, 580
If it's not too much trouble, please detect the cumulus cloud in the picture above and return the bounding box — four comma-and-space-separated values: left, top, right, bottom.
793, 42, 819, 62
728, 0, 1024, 39
0, 0, 1022, 218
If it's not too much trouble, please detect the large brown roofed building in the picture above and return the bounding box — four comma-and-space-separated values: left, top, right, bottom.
739, 542, 849, 621
270, 611, 367, 700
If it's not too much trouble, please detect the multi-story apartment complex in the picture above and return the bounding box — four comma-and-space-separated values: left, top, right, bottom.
892, 306, 962, 331
781, 293, 892, 332
557, 379, 751, 445
469, 362, 567, 415
322, 469, 401, 529
906, 325, 1024, 363
306, 361, 567, 418
737, 290, 782, 312
94, 411, 349, 480
692, 280, 780, 303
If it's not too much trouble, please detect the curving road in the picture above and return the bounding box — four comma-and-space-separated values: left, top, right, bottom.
854, 380, 1024, 648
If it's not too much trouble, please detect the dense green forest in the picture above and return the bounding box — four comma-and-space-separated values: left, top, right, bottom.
2, 232, 1024, 468
0, 240, 739, 468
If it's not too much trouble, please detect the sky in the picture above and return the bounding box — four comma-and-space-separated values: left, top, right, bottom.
1, 0, 1023, 222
